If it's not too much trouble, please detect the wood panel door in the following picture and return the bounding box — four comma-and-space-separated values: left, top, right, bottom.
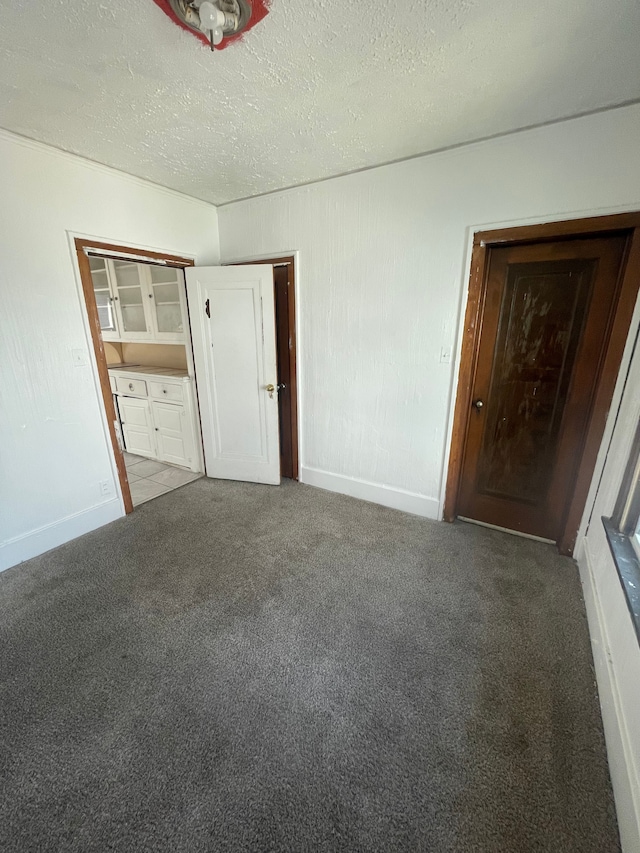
274, 265, 294, 478
457, 235, 628, 541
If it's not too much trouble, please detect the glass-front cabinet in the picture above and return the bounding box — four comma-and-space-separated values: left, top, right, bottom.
112, 261, 151, 338
90, 257, 120, 340
88, 259, 188, 344
148, 265, 185, 340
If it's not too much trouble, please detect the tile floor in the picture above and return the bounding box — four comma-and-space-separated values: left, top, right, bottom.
124, 453, 203, 506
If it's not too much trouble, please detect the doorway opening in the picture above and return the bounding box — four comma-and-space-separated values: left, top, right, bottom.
445, 212, 640, 556
75, 239, 204, 513
229, 256, 299, 480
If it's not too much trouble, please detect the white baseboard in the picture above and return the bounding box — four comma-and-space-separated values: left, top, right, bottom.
0, 499, 123, 573
299, 466, 440, 519
579, 542, 640, 853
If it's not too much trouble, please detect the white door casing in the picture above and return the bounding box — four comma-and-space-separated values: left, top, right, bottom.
186, 265, 280, 485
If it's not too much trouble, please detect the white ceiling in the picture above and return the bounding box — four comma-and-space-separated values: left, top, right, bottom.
1, 0, 639, 205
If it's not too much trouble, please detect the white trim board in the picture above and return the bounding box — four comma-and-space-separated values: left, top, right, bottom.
579, 541, 640, 853
300, 466, 439, 519
0, 499, 123, 573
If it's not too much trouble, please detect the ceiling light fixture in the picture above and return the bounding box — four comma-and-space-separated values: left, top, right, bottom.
167, 0, 252, 50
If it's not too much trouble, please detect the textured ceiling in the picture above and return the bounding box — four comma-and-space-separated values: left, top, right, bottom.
1, 0, 639, 205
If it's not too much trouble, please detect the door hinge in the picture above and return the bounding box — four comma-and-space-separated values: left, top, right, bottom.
205, 298, 210, 318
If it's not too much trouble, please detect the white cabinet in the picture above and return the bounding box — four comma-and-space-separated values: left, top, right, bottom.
89, 260, 188, 345
119, 397, 156, 458
115, 376, 148, 397
148, 380, 183, 403
152, 401, 191, 467
147, 265, 187, 342
89, 257, 120, 341
111, 368, 202, 472
110, 260, 153, 341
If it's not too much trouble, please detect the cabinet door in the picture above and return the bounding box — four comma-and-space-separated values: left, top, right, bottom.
119, 396, 156, 458
151, 401, 192, 467
109, 260, 153, 340
147, 265, 187, 342
89, 257, 120, 340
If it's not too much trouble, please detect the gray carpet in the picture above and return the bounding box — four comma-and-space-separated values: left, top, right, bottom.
0, 478, 620, 852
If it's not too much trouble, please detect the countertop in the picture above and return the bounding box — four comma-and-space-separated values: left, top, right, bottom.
107, 364, 190, 378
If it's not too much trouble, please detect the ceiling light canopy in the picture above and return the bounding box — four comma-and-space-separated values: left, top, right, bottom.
167, 0, 252, 49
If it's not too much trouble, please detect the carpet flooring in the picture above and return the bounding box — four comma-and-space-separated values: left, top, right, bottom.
0, 478, 620, 852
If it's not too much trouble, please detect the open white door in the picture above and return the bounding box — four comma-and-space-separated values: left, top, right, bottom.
186, 265, 280, 485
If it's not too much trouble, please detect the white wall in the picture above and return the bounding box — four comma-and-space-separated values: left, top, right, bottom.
578, 310, 640, 852
218, 104, 640, 520
0, 130, 219, 571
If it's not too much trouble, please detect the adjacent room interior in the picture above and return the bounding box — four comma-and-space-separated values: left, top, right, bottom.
88, 253, 204, 505
1, 1, 640, 851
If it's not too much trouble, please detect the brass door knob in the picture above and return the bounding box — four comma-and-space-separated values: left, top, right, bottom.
266, 383, 275, 399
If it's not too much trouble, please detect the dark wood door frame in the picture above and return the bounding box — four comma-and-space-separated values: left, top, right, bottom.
74, 238, 195, 515
444, 212, 640, 555
228, 256, 299, 480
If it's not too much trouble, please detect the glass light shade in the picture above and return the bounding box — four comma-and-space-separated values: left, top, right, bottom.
199, 2, 224, 31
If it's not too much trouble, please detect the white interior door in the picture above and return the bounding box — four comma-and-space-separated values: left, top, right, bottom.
186, 265, 280, 485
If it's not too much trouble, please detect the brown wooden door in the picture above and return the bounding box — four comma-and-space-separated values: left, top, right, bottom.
274, 265, 294, 478
457, 235, 628, 541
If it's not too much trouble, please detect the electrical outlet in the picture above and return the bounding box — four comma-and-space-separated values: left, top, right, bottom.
99, 480, 112, 497
439, 346, 452, 364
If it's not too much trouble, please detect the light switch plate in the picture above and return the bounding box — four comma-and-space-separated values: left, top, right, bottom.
72, 348, 89, 367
